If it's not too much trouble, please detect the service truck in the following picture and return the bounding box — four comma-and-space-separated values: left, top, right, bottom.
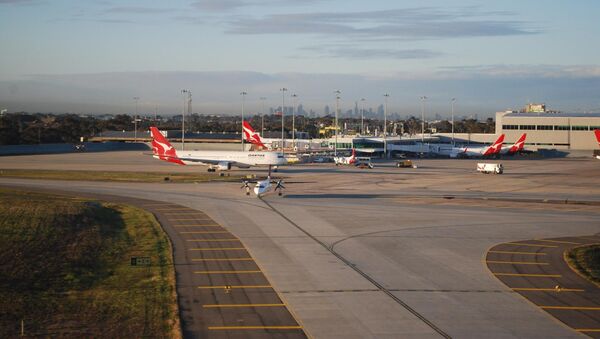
477, 163, 503, 174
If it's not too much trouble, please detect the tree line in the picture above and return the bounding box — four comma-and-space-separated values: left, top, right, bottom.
0, 112, 495, 145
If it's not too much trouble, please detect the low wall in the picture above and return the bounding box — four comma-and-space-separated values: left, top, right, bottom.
0, 142, 150, 156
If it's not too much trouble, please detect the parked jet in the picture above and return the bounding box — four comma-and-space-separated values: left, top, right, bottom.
500, 133, 527, 155
334, 149, 356, 165
150, 127, 286, 171
450, 134, 505, 158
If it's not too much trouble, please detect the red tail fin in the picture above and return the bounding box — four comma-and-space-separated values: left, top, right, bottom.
484, 134, 505, 155
595, 130, 600, 146
242, 120, 266, 148
508, 133, 527, 154
149, 127, 184, 165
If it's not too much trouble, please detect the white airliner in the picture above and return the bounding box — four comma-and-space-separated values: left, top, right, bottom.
334, 149, 356, 165
150, 127, 286, 171
500, 133, 527, 155
449, 134, 505, 158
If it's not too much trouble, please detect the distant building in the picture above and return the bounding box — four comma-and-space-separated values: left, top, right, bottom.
523, 103, 546, 113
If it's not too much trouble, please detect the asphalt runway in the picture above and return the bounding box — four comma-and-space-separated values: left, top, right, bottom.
1, 151, 600, 338
488, 236, 600, 338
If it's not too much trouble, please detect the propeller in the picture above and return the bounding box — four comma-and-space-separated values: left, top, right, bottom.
274, 179, 285, 196
241, 180, 251, 196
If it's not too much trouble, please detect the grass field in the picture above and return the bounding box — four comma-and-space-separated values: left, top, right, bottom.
0, 168, 243, 183
566, 244, 600, 286
0, 188, 180, 338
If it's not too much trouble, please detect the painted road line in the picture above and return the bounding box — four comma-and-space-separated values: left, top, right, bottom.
512, 287, 584, 292
170, 218, 212, 221
179, 232, 229, 235
541, 306, 600, 311
505, 242, 558, 248
198, 285, 272, 289
194, 270, 262, 274
189, 247, 247, 251
493, 273, 561, 278
488, 251, 547, 256
187, 239, 240, 242
203, 303, 286, 308
174, 225, 222, 228
535, 239, 581, 245
576, 329, 600, 333
208, 326, 302, 330
192, 258, 254, 262
486, 261, 549, 265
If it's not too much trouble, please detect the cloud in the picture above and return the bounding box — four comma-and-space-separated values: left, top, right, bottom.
0, 0, 39, 4
104, 6, 176, 15
301, 45, 442, 60
226, 7, 537, 40
191, 0, 247, 12
438, 65, 600, 79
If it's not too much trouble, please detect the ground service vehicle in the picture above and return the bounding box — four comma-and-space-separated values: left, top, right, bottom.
477, 163, 503, 174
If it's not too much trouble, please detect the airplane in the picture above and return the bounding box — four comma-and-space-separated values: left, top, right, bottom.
241, 166, 285, 196
449, 134, 505, 158
150, 127, 286, 171
594, 129, 600, 160
334, 149, 356, 165
500, 133, 527, 155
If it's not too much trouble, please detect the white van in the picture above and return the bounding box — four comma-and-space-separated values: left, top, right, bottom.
477, 163, 503, 174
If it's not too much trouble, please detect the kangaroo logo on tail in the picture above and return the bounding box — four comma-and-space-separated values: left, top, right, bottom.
149, 127, 184, 165
484, 134, 505, 155
242, 121, 266, 148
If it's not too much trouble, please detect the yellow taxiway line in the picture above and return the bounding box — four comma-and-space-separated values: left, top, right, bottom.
192, 258, 253, 261
535, 239, 581, 245
194, 270, 262, 274
505, 242, 558, 248
189, 247, 246, 251
203, 303, 285, 308
493, 273, 561, 278
208, 326, 302, 330
187, 239, 240, 242
486, 261, 549, 265
488, 251, 546, 256
198, 285, 272, 289
541, 306, 600, 311
512, 287, 584, 292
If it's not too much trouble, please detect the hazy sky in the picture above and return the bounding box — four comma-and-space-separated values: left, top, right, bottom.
1, 0, 600, 117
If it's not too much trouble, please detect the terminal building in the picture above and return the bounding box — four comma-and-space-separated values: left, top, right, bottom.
495, 111, 600, 150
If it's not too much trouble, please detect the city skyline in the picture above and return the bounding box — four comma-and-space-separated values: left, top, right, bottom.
1, 1, 600, 115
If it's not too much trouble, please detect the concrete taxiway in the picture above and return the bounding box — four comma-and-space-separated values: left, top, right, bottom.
1, 151, 600, 338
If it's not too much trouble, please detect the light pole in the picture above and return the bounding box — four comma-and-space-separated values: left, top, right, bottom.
420, 96, 427, 154
133, 97, 139, 141
334, 90, 341, 156
291, 93, 297, 150
240, 91, 247, 151
360, 98, 365, 135
420, 96, 427, 143
451, 98, 456, 146
383, 93, 389, 158
260, 97, 266, 136
280, 88, 287, 152
181, 90, 189, 151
